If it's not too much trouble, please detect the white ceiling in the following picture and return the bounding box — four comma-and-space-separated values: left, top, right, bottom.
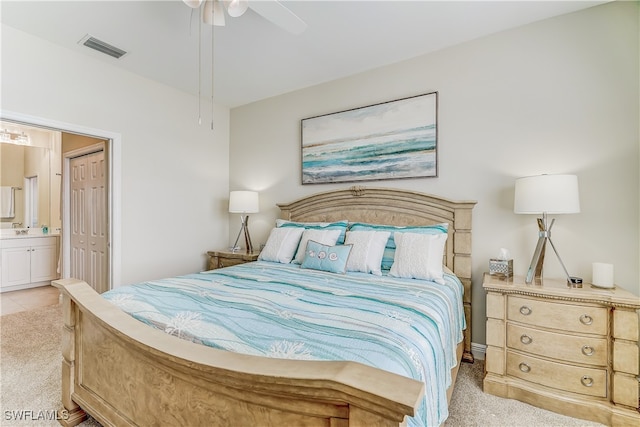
1, 1, 609, 108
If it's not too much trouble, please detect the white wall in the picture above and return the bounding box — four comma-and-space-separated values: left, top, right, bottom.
1, 25, 231, 285
230, 1, 639, 345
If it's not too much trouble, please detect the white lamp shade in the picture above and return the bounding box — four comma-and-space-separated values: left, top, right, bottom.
514, 174, 580, 214
229, 191, 259, 213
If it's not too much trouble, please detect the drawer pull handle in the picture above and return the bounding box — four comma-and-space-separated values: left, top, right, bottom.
581, 376, 594, 387
579, 314, 593, 325
581, 345, 595, 356
519, 362, 531, 373
520, 334, 533, 345
519, 306, 532, 316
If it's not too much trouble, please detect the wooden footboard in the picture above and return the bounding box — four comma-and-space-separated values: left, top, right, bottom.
54, 278, 430, 427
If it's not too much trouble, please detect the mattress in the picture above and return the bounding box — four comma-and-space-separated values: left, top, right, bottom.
103, 261, 466, 426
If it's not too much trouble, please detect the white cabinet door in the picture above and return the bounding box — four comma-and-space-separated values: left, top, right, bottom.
1, 246, 31, 288
0, 236, 59, 291
30, 243, 58, 283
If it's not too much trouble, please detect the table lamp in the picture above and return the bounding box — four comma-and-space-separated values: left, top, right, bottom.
229, 190, 259, 253
514, 174, 581, 286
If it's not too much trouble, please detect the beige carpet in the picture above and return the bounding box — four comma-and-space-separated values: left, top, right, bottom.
1, 303, 603, 427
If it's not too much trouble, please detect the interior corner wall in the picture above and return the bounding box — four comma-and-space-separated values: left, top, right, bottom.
230, 1, 639, 346
1, 24, 231, 286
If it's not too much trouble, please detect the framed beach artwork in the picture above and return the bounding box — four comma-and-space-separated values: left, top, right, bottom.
301, 92, 438, 184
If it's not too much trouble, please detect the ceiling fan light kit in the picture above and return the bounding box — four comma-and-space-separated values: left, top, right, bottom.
183, 0, 307, 128
212, 0, 226, 26
187, 0, 248, 27
226, 0, 249, 18
184, 0, 306, 31
183, 0, 204, 8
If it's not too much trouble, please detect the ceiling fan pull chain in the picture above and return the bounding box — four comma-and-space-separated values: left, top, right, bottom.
198, 6, 202, 126
211, 27, 215, 130
188, 8, 195, 36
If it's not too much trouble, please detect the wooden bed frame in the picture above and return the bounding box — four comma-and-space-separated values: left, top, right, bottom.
54, 186, 476, 427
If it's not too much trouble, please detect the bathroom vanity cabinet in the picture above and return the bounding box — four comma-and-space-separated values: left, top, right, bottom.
0, 235, 59, 292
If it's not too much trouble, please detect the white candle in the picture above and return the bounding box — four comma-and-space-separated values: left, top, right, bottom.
592, 262, 614, 288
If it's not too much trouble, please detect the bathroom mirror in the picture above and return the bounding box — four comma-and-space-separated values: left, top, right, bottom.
0, 122, 61, 231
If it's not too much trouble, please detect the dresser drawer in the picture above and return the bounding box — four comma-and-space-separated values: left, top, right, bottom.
507, 323, 607, 366
217, 257, 247, 268
207, 251, 260, 270
507, 351, 607, 398
508, 296, 608, 335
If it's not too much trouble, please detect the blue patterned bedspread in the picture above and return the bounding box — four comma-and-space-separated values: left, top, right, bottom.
103, 261, 465, 426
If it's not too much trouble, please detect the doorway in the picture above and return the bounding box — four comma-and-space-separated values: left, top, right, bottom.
0, 111, 121, 290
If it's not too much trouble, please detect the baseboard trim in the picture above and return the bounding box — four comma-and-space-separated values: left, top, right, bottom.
471, 342, 486, 360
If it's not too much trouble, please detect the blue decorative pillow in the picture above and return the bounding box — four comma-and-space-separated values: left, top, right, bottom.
292, 229, 342, 264
348, 222, 448, 270
300, 240, 353, 274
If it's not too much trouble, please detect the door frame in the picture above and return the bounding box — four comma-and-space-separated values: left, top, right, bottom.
1, 109, 121, 290
63, 143, 108, 287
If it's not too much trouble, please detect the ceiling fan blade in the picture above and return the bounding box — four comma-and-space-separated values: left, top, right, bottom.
249, 0, 307, 35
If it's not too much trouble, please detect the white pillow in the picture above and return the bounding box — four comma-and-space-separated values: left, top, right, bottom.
293, 229, 342, 264
344, 230, 391, 276
388, 232, 448, 284
258, 227, 305, 264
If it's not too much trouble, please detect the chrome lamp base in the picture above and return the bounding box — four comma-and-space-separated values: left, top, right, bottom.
231, 215, 254, 254
525, 213, 581, 287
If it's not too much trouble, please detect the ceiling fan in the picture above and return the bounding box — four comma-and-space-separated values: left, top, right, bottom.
182, 0, 307, 35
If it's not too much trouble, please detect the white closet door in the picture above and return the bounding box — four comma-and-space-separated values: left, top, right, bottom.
70, 150, 107, 293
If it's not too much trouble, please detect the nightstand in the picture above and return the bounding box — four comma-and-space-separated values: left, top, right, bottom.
483, 273, 640, 426
206, 250, 260, 270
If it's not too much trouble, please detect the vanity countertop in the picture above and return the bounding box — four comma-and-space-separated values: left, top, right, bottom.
0, 229, 60, 240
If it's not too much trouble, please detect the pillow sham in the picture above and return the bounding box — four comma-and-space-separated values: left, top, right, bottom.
258, 227, 305, 264
349, 222, 448, 270
276, 219, 349, 244
388, 232, 448, 284
344, 230, 391, 276
292, 228, 342, 264
300, 240, 353, 274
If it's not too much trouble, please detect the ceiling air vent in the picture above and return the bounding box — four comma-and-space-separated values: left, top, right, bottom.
79, 34, 127, 59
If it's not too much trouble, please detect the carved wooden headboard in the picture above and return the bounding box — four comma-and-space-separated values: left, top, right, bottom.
278, 186, 477, 362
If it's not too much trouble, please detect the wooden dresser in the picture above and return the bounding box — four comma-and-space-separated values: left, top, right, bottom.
206, 250, 259, 270
483, 273, 640, 426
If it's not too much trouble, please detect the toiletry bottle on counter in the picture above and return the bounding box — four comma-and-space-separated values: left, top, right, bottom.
42, 224, 48, 234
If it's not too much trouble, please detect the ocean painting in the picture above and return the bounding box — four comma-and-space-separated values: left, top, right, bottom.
302, 92, 437, 184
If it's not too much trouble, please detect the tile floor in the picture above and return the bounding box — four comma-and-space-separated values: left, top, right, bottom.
0, 285, 61, 316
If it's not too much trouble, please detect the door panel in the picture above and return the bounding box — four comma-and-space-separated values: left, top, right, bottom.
70, 157, 87, 282
69, 150, 108, 293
